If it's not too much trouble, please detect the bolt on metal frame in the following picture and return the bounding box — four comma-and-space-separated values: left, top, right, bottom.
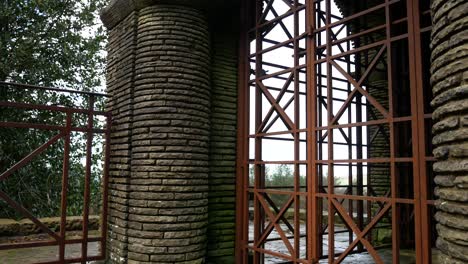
0, 82, 111, 264
236, 0, 433, 263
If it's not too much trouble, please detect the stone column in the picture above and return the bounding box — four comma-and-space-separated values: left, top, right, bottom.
102, 1, 211, 263
104, 10, 138, 263
206, 30, 238, 263
431, 0, 468, 263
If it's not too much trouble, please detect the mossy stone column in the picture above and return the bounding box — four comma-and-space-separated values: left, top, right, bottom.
102, 1, 211, 263
431, 0, 468, 263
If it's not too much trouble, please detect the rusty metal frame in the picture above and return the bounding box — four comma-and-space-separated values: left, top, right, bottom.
236, 0, 433, 263
0, 81, 111, 264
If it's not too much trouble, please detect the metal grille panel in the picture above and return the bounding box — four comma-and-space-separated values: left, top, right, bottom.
236, 1, 433, 263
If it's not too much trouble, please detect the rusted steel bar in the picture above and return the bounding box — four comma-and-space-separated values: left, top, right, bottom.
316, 116, 412, 130
294, 33, 301, 253
81, 95, 95, 263
256, 80, 296, 131
0, 81, 109, 97
262, 96, 295, 133
0, 83, 109, 263
246, 245, 306, 263
315, 24, 387, 51
314, 0, 401, 33
235, 0, 248, 262
270, 6, 294, 40
35, 255, 104, 264
0, 122, 65, 131
325, 1, 335, 262
0, 132, 64, 181
0, 190, 61, 241
251, 188, 308, 196
253, 1, 263, 262
264, 194, 295, 233
248, 4, 306, 34
384, 0, 400, 263
254, 195, 294, 249
238, 1, 435, 263
253, 65, 306, 82
0, 101, 107, 116
259, 0, 275, 23
330, 60, 389, 118
252, 128, 308, 137
333, 202, 392, 264
0, 121, 107, 133
256, 73, 294, 133
407, 0, 430, 263
345, 17, 354, 247
315, 40, 385, 64
0, 236, 102, 250
314, 157, 413, 163
316, 193, 415, 204
261, 32, 308, 50
59, 113, 72, 261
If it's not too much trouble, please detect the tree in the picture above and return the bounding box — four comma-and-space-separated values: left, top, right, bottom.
269, 164, 294, 187
0, 0, 107, 88
0, 0, 107, 219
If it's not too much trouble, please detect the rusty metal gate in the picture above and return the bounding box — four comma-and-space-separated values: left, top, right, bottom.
0, 82, 110, 263
236, 0, 433, 263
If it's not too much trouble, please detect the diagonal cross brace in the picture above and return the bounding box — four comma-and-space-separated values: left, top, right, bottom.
257, 80, 296, 132
0, 132, 65, 182
329, 46, 387, 126
257, 73, 294, 134
0, 190, 61, 241
255, 193, 295, 256
331, 60, 389, 121
332, 198, 391, 264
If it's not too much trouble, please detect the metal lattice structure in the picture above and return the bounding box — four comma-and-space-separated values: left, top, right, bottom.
236, 0, 434, 263
0, 82, 111, 264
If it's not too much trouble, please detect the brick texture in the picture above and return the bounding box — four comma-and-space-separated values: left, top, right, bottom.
106, 11, 138, 264
206, 32, 238, 264
431, 0, 468, 263
105, 4, 211, 263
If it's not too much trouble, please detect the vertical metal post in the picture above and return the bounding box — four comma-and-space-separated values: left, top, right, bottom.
316, 0, 324, 258
81, 95, 94, 263
325, 0, 335, 262
293, 1, 300, 263
235, 0, 249, 262
59, 112, 72, 262
407, 1, 428, 263
306, 0, 318, 262
254, 1, 263, 263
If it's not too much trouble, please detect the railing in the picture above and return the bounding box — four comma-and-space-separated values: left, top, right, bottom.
0, 81, 111, 263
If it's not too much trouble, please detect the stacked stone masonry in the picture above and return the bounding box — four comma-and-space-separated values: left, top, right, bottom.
105, 4, 213, 263
106, 11, 138, 264
431, 0, 468, 263
206, 33, 238, 264
128, 5, 210, 264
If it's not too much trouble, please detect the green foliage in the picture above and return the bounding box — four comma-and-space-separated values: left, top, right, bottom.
0, 0, 107, 219
249, 165, 306, 209
249, 164, 305, 188
0, 0, 107, 87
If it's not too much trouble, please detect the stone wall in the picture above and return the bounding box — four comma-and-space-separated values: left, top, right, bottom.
0, 216, 100, 236
106, 11, 138, 263
431, 0, 468, 263
130, 5, 210, 263
206, 32, 238, 264
104, 3, 213, 263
